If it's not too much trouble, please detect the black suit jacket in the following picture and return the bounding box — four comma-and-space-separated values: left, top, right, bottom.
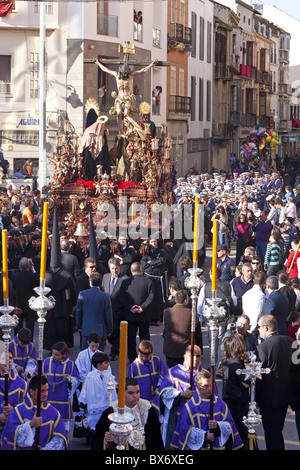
256, 333, 293, 409
101, 272, 127, 316
75, 271, 90, 299
262, 290, 289, 335
61, 251, 80, 282
119, 274, 154, 322
12, 270, 40, 313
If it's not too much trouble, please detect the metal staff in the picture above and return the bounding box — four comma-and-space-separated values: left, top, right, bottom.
0, 229, 18, 405
29, 280, 55, 446
28, 202, 55, 447
203, 220, 225, 449
0, 302, 18, 406
184, 197, 202, 388
236, 352, 270, 450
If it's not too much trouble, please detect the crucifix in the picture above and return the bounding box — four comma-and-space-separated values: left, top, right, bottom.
236, 352, 270, 450
88, 42, 168, 131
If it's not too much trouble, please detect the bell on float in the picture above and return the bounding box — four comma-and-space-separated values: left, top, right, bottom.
73, 222, 88, 237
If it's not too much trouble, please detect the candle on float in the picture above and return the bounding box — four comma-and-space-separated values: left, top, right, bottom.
211, 219, 218, 292
118, 321, 128, 409
192, 196, 200, 264
2, 229, 8, 301
72, 198, 75, 213
131, 202, 135, 222
40, 202, 49, 281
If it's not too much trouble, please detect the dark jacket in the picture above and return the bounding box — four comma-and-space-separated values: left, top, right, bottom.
262, 290, 289, 335
119, 274, 154, 323
256, 332, 293, 409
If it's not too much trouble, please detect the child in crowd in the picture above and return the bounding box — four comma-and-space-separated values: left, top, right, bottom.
9, 327, 37, 380
43, 341, 81, 436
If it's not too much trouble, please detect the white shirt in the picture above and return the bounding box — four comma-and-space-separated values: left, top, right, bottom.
242, 284, 266, 332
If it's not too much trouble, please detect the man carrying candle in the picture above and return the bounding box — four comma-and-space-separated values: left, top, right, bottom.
93, 377, 164, 450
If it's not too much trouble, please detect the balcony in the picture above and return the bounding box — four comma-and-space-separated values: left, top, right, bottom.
0, 80, 11, 94
97, 14, 118, 37
292, 119, 300, 129
168, 23, 192, 52
212, 122, 234, 139
215, 63, 228, 79
258, 116, 272, 128
279, 84, 291, 95
229, 111, 240, 127
239, 64, 251, 78
241, 113, 256, 127
169, 95, 191, 114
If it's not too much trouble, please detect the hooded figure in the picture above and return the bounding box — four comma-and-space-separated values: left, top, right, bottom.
43, 207, 76, 350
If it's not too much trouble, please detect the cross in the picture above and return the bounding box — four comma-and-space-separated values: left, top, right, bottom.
236, 352, 270, 434
85, 41, 169, 69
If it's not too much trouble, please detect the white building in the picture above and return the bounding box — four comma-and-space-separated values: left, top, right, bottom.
0, 0, 168, 183
187, 0, 214, 172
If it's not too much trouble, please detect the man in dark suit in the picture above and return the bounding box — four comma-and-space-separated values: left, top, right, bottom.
11, 257, 39, 336
76, 271, 112, 351
60, 239, 81, 283
119, 261, 154, 363
75, 257, 96, 299
262, 275, 289, 335
256, 315, 293, 450
102, 257, 128, 361
278, 271, 296, 315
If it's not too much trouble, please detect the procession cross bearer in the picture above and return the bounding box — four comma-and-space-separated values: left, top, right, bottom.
93, 42, 164, 131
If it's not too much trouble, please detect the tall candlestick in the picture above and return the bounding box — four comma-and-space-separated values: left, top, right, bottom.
211, 219, 218, 292
40, 202, 49, 281
2, 229, 8, 301
192, 196, 200, 265
118, 321, 128, 409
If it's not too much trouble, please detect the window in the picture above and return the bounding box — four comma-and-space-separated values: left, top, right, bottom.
34, 2, 53, 14
0, 55, 11, 94
179, 0, 185, 25
206, 80, 211, 122
170, 66, 176, 96
0, 130, 39, 146
30, 52, 48, 98
191, 76, 196, 121
207, 21, 212, 64
171, 0, 176, 23
199, 17, 205, 61
178, 68, 184, 96
153, 28, 161, 48
191, 12, 197, 58
199, 78, 203, 121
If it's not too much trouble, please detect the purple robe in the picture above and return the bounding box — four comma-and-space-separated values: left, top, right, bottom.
1, 393, 68, 450
0, 370, 27, 438
42, 355, 81, 421
171, 390, 244, 450
126, 354, 168, 402
9, 335, 37, 372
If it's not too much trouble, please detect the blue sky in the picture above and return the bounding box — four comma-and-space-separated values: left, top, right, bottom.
253, 0, 300, 20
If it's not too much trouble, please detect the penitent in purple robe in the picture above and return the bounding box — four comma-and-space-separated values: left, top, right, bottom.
9, 335, 37, 374
1, 393, 68, 450
170, 390, 244, 450
0, 370, 27, 439
42, 355, 81, 421
127, 354, 168, 402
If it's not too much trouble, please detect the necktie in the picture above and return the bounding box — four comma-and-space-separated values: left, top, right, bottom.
110, 276, 116, 294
